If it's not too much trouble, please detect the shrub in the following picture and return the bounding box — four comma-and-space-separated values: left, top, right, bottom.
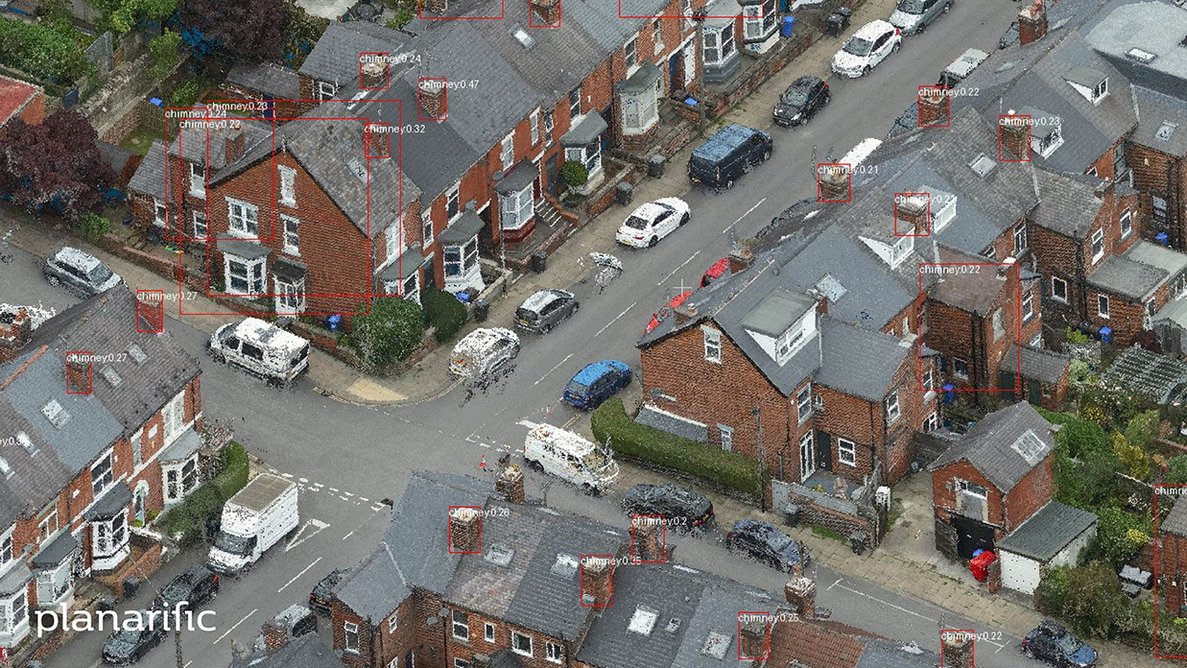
421, 288, 468, 343
345, 297, 424, 369
1112, 431, 1151, 481
168, 77, 202, 108
562, 160, 589, 188
1066, 327, 1091, 345
1092, 505, 1150, 569
148, 30, 183, 79
159, 441, 250, 547
1035, 562, 1127, 640
1125, 410, 1160, 451
1166, 455, 1187, 485
75, 213, 110, 243
591, 398, 768, 498
0, 17, 92, 82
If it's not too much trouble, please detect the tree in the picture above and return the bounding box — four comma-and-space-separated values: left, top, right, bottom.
1093, 505, 1149, 569
180, 0, 290, 63
148, 30, 183, 79
1112, 431, 1151, 481
0, 110, 115, 217
1125, 410, 1160, 451
75, 212, 111, 243
1166, 455, 1187, 485
1035, 563, 1127, 640
282, 0, 329, 68
346, 298, 424, 370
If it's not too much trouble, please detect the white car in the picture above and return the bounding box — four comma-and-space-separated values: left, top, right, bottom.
615, 198, 691, 248
832, 20, 902, 78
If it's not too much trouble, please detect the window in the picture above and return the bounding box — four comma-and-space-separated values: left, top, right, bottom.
884, 391, 900, 423
454, 660, 471, 668
923, 368, 934, 393
992, 309, 1004, 340
1022, 289, 1034, 321
1098, 294, 1110, 318
529, 109, 540, 145
500, 132, 515, 170
1051, 276, 1068, 303
683, 0, 693, 29
0, 529, 11, 567
1091, 229, 1104, 263
953, 358, 969, 379
924, 412, 940, 432
500, 183, 535, 231
92, 510, 127, 561
0, 588, 27, 636
278, 165, 296, 206
385, 221, 403, 262
484, 622, 496, 642
1014, 222, 1027, 252
1120, 209, 1132, 239
547, 641, 564, 663
39, 510, 58, 541
275, 277, 306, 313
797, 385, 812, 423
225, 255, 266, 295
743, 0, 775, 40
282, 215, 299, 255
956, 480, 988, 521
718, 424, 733, 452
421, 211, 434, 246
389, 659, 399, 668
91, 453, 113, 497
164, 456, 199, 502
569, 87, 581, 119
193, 211, 207, 240
512, 631, 533, 656
1154, 195, 1169, 223
1093, 76, 1108, 101
318, 80, 337, 101
452, 610, 469, 640
703, 327, 722, 363
447, 182, 461, 220
228, 199, 259, 236
621, 88, 659, 134
703, 24, 734, 65
163, 390, 185, 442
189, 162, 205, 197
344, 621, 359, 654
625, 35, 638, 67
543, 111, 554, 145
153, 198, 166, 225
444, 236, 479, 278
653, 19, 663, 52
838, 438, 856, 466
565, 139, 602, 175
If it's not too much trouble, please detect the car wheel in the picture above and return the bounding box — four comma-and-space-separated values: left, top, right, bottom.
862, 65, 871, 75
582, 483, 599, 496
648, 236, 658, 247
943, 1, 951, 11
571, 302, 580, 315
892, 42, 901, 53
725, 178, 734, 190
1022, 647, 1034, 659
47, 275, 60, 287
762, 149, 772, 162
541, 323, 552, 334
527, 459, 544, 472
680, 212, 689, 225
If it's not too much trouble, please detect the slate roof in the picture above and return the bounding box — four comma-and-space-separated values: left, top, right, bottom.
298, 21, 412, 88
1087, 254, 1167, 300
928, 248, 1018, 314
815, 319, 913, 402
228, 630, 342, 668
1100, 344, 1187, 404
1162, 493, 1187, 537
1032, 169, 1105, 237
930, 401, 1055, 492
1132, 86, 1187, 156
1083, 0, 1187, 98
169, 113, 272, 170
225, 62, 301, 100
127, 141, 168, 200
998, 500, 1098, 561
1000, 344, 1071, 385
0, 400, 73, 528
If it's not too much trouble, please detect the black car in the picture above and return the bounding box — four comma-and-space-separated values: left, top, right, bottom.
309, 568, 346, 614
621, 483, 714, 532
773, 76, 830, 127
1021, 620, 1098, 667
102, 610, 167, 665
153, 565, 219, 612
725, 519, 810, 572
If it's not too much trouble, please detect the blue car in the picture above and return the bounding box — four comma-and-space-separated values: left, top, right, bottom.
562, 360, 632, 409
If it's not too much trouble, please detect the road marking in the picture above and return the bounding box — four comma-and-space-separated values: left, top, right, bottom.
279, 473, 293, 478
657, 250, 702, 286
278, 556, 323, 593
343, 530, 354, 540
298, 477, 308, 483
213, 609, 257, 645
724, 197, 768, 234
285, 519, 330, 552
517, 420, 540, 429
562, 415, 580, 429
831, 580, 935, 622
533, 353, 574, 387
595, 301, 638, 338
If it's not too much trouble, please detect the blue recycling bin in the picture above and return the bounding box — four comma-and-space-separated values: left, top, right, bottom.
1157, 232, 1170, 246
943, 384, 956, 404
1099, 326, 1113, 345
781, 16, 796, 38
327, 314, 342, 332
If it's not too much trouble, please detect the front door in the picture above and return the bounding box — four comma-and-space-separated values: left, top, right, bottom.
815, 431, 832, 472
799, 432, 815, 482
669, 54, 680, 95
533, 158, 542, 201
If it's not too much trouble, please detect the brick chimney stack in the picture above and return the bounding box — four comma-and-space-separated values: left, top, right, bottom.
495, 465, 526, 504
918, 87, 948, 128
631, 516, 663, 562
449, 507, 481, 553
424, 0, 447, 12
1000, 114, 1031, 162
419, 79, 447, 121
739, 616, 770, 659
361, 61, 387, 89
262, 619, 289, 651
784, 577, 816, 621
224, 128, 246, 165
898, 194, 931, 235
1018, 0, 1048, 46
66, 356, 90, 394
581, 556, 614, 606
728, 246, 754, 275
0, 308, 32, 364
672, 303, 698, 326
530, 0, 561, 25
819, 165, 849, 201
942, 630, 974, 668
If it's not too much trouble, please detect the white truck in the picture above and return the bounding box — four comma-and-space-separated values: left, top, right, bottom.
523, 423, 620, 495
208, 473, 299, 575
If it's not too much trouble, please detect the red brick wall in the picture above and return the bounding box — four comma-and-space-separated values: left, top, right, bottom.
333, 589, 447, 668
445, 605, 573, 668
1127, 143, 1187, 249
1004, 456, 1054, 533
1163, 531, 1187, 616
932, 461, 1004, 528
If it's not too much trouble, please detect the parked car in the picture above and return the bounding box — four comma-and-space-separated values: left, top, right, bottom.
938, 48, 988, 87
644, 290, 693, 335
701, 258, 730, 287
208, 318, 311, 385
102, 610, 167, 665
688, 124, 773, 190
622, 483, 714, 532
153, 565, 219, 612
832, 20, 902, 78
615, 198, 691, 248
773, 75, 830, 127
309, 568, 346, 614
252, 603, 318, 653
515, 289, 578, 334
888, 0, 951, 35
562, 360, 631, 409
1021, 620, 1097, 667
449, 327, 519, 378
43, 246, 121, 297
725, 519, 811, 572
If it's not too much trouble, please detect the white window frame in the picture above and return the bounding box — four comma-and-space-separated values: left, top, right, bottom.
1154, 195, 1169, 223
1091, 229, 1104, 264
625, 35, 638, 68
955, 479, 989, 522
90, 509, 128, 566
683, 0, 693, 29
1014, 222, 1027, 252
387, 612, 398, 635
718, 424, 733, 452
884, 391, 900, 423
1093, 77, 1108, 101
1120, 209, 1132, 239
621, 88, 659, 135
546, 641, 564, 663
797, 385, 812, 423
388, 659, 399, 668
275, 275, 306, 314
1097, 294, 1110, 319
529, 109, 540, 145
565, 139, 602, 176
452, 609, 469, 640
421, 211, 434, 246
386, 221, 404, 262
227, 198, 259, 237
569, 87, 581, 119
500, 132, 515, 170
653, 19, 664, 53
278, 165, 296, 207
38, 509, 58, 541
282, 215, 300, 255
1022, 289, 1034, 322
344, 621, 360, 654
511, 631, 534, 657
91, 451, 114, 498
162, 389, 185, 443
192, 211, 207, 240
838, 438, 856, 467
0, 586, 28, 639
484, 622, 496, 642
703, 24, 735, 66
131, 428, 143, 468
446, 182, 461, 221
703, 327, 722, 363
318, 80, 338, 101
189, 162, 205, 198
0, 527, 11, 569
500, 182, 535, 232
924, 412, 940, 432
153, 198, 166, 226
224, 255, 266, 295
163, 454, 199, 503
1051, 276, 1068, 303
444, 237, 479, 279
953, 357, 969, 379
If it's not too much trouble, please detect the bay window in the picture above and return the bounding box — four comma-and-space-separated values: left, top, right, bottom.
224, 255, 266, 295
91, 510, 129, 571
384, 273, 420, 304
0, 586, 28, 644
621, 89, 659, 134
703, 25, 734, 66
565, 140, 602, 176
500, 183, 535, 232
444, 237, 479, 279
164, 456, 199, 504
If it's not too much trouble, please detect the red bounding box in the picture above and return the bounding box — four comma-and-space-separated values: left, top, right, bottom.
64, 352, 93, 395
136, 290, 165, 333
997, 114, 1032, 163
417, 77, 449, 122
916, 262, 1023, 394
528, 0, 562, 27
894, 192, 931, 237
419, 0, 505, 20
816, 163, 852, 203
736, 612, 772, 661
579, 554, 615, 609
447, 505, 483, 555
1155, 485, 1187, 659
359, 52, 391, 91
917, 86, 951, 129
628, 515, 668, 564
620, 0, 735, 19
940, 629, 976, 668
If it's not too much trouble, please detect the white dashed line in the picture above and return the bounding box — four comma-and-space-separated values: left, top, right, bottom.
278, 557, 323, 593
724, 197, 767, 235
213, 609, 258, 645
595, 302, 638, 338
533, 353, 574, 387
657, 251, 702, 286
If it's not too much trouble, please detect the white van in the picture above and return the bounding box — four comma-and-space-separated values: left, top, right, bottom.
524, 423, 620, 495
208, 473, 299, 575
449, 327, 520, 378
208, 318, 310, 385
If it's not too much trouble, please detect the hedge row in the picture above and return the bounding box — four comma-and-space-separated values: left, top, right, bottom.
421, 288, 468, 343
591, 398, 766, 498
160, 442, 250, 547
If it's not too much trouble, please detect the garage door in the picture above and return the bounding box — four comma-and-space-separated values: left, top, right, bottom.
1000, 550, 1042, 594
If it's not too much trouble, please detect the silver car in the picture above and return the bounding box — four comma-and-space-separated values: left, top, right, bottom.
43, 246, 121, 297
515, 289, 579, 334
889, 0, 951, 35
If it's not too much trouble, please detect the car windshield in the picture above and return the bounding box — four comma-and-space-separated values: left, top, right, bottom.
566, 381, 589, 395
1055, 634, 1080, 654
89, 264, 113, 282
844, 36, 873, 56
214, 531, 254, 555
161, 582, 188, 601
766, 531, 792, 551
516, 308, 538, 321
782, 86, 810, 106
624, 215, 649, 230
898, 0, 926, 13
691, 156, 714, 172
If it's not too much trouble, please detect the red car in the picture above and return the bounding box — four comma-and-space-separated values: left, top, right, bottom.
645, 291, 693, 334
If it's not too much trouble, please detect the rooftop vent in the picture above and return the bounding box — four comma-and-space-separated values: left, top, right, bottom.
346, 90, 368, 111
816, 274, 847, 302
15, 431, 35, 455
41, 399, 69, 429
1157, 121, 1179, 142
0, 457, 11, 478
484, 544, 515, 567
551, 553, 579, 578
127, 344, 147, 365
665, 617, 682, 634
1126, 47, 1157, 64
99, 366, 122, 387
1011, 429, 1048, 466
701, 631, 732, 660
969, 154, 997, 177
628, 606, 659, 636
512, 26, 535, 49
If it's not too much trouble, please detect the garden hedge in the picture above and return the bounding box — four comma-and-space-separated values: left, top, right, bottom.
591, 398, 767, 498
160, 442, 250, 547
421, 288, 468, 343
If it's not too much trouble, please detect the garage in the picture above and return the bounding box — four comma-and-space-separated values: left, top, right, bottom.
997, 501, 1098, 595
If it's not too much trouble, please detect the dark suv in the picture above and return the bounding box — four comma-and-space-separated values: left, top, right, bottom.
725, 519, 810, 572
1021, 620, 1098, 667
515, 289, 579, 334
773, 76, 830, 127
153, 564, 220, 612
102, 610, 167, 665
622, 484, 714, 532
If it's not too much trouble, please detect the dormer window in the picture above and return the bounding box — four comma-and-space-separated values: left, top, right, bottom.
776, 325, 804, 363
890, 235, 914, 269
1093, 77, 1108, 101
1033, 124, 1063, 158
1066, 67, 1108, 104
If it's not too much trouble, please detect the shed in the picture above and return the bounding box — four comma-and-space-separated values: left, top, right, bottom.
1100, 345, 1187, 405
997, 500, 1098, 595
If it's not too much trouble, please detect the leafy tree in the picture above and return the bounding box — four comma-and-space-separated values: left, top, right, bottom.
346, 298, 424, 370
148, 30, 183, 79
1035, 563, 1127, 640
283, 0, 329, 68
1093, 505, 1149, 569
0, 17, 92, 82
75, 212, 111, 243
180, 0, 290, 63
562, 161, 589, 188
0, 110, 115, 217
167, 76, 201, 107
1166, 455, 1187, 485
93, 0, 178, 33
421, 288, 468, 343
1112, 431, 1151, 481
1125, 410, 1160, 451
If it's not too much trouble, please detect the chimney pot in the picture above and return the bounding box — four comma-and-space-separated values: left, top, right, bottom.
784, 577, 816, 621
361, 61, 387, 88
419, 79, 448, 120
1018, 0, 1049, 46
449, 507, 482, 553
728, 246, 754, 274
819, 165, 850, 201
941, 630, 975, 668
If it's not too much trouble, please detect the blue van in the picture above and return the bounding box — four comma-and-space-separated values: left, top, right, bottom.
562, 360, 632, 410
688, 124, 774, 189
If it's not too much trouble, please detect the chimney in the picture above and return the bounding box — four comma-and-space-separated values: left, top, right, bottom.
897, 194, 930, 235
819, 165, 849, 201
472, 654, 493, 668
942, 630, 974, 668
631, 516, 663, 562
672, 303, 698, 326
424, 0, 447, 13
495, 465, 526, 504
65, 356, 90, 394
728, 246, 754, 274
738, 616, 770, 659
999, 113, 1031, 162
0, 308, 32, 364
530, 0, 561, 26
1018, 0, 1048, 46
224, 129, 246, 165
580, 556, 614, 606
361, 61, 387, 89
448, 507, 481, 553
419, 79, 447, 121
918, 86, 948, 128
784, 577, 816, 621
807, 288, 829, 316
262, 619, 289, 651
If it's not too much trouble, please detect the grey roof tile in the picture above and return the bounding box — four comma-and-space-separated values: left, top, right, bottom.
127, 141, 168, 200
1100, 344, 1187, 404
1087, 254, 1167, 300
228, 631, 342, 668
856, 639, 943, 668
225, 62, 301, 99
1000, 344, 1071, 385
1083, 0, 1187, 99
1032, 169, 1104, 237
299, 21, 411, 87
998, 500, 1097, 561
1128, 239, 1187, 281
929, 402, 1055, 492
1163, 495, 1187, 537
815, 319, 913, 402
1132, 86, 1187, 156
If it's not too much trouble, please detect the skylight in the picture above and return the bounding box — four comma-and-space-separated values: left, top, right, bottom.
628, 606, 659, 636
348, 158, 368, 184
512, 26, 535, 49
816, 274, 848, 302
127, 344, 147, 365
1011, 429, 1048, 466
0, 458, 12, 478
1157, 121, 1179, 142
550, 553, 579, 578
969, 154, 997, 177
701, 631, 732, 659
1126, 47, 1157, 64
41, 399, 70, 429
484, 544, 514, 567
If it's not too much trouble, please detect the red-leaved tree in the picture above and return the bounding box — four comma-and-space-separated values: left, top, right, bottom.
181, 0, 291, 63
0, 109, 114, 217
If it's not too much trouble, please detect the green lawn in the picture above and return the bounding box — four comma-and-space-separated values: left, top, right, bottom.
120, 126, 162, 156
